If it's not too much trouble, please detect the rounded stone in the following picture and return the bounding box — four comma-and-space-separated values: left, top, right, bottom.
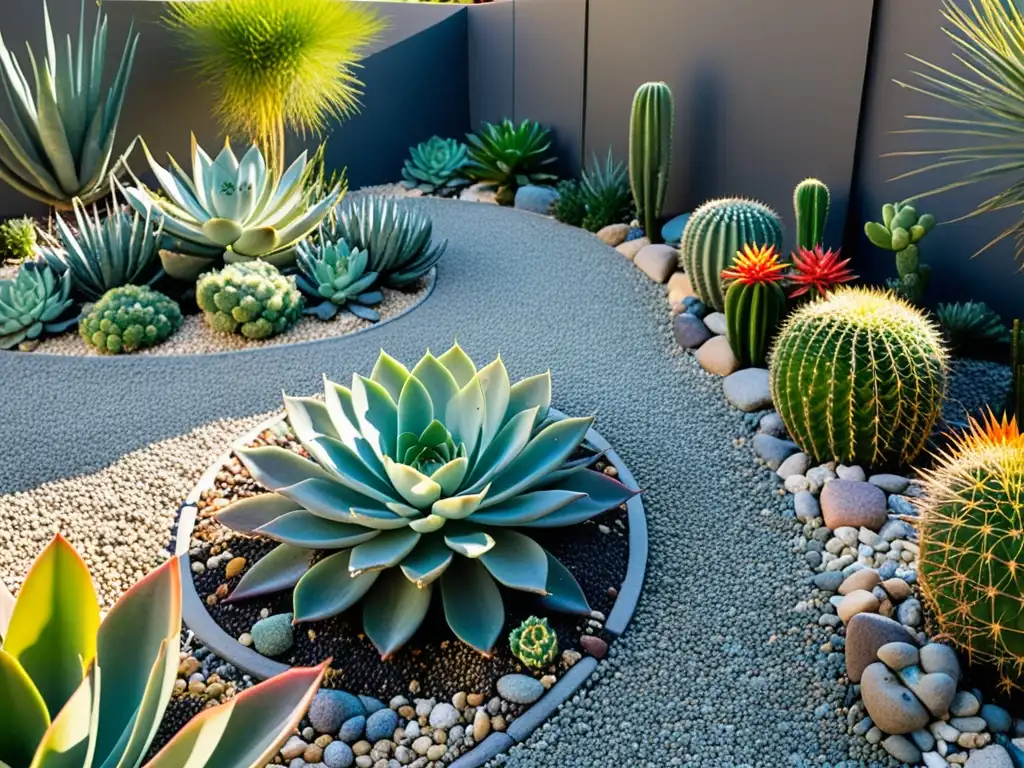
323, 741, 354, 768
965, 745, 1014, 768
339, 715, 367, 743
905, 670, 957, 718
661, 212, 691, 244
860, 662, 931, 735
920, 643, 961, 682
838, 590, 880, 623
666, 270, 694, 304
839, 569, 881, 596
250, 613, 294, 657
615, 236, 649, 261
596, 223, 629, 247
580, 635, 608, 659
869, 474, 911, 495
364, 708, 399, 743
722, 368, 772, 412
881, 577, 912, 602
794, 490, 821, 522
751, 434, 800, 470
951, 690, 981, 717
514, 184, 559, 214
428, 702, 460, 730
634, 244, 679, 283
702, 311, 727, 336
883, 734, 923, 764
473, 708, 491, 742
672, 313, 712, 349
496, 674, 545, 704
845, 613, 919, 683
877, 642, 920, 671
358, 696, 386, 715
309, 690, 366, 734
777, 452, 811, 480
981, 703, 1012, 734
695, 335, 739, 376
820, 480, 888, 531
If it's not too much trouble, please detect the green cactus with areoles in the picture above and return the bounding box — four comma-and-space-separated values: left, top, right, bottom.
864, 202, 936, 304
794, 178, 830, 250
196, 260, 304, 340
628, 82, 674, 243
508, 616, 559, 669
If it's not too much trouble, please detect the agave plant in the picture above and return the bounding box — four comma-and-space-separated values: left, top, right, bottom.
296, 235, 382, 322
0, 262, 77, 349
465, 119, 558, 205
38, 185, 164, 302
579, 150, 633, 233
0, 534, 327, 768
0, 0, 138, 208
936, 300, 1011, 354
119, 137, 342, 280
326, 195, 444, 288
218, 345, 637, 657
400, 137, 469, 196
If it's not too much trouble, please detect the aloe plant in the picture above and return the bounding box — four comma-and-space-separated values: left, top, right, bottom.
218, 344, 637, 657
0, 0, 138, 208
465, 119, 557, 205
119, 137, 342, 281
0, 534, 327, 768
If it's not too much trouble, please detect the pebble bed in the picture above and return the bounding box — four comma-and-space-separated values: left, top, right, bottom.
1, 200, 1019, 767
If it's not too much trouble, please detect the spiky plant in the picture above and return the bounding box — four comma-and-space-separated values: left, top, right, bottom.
165, 0, 384, 176
936, 301, 1011, 354
916, 412, 1024, 693
794, 178, 830, 251
769, 286, 948, 468
0, 218, 37, 265
629, 82, 674, 243
722, 244, 789, 368
508, 615, 558, 669
787, 246, 857, 300
579, 150, 634, 233
217, 344, 637, 657
552, 180, 587, 228
465, 120, 558, 205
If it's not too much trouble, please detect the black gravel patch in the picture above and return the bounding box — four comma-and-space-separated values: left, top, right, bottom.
146, 696, 206, 762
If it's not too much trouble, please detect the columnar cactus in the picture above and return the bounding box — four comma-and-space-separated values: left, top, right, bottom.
508, 616, 559, 669
1013, 319, 1023, 418
628, 82, 674, 243
917, 412, 1024, 692
679, 198, 783, 311
793, 178, 830, 250
864, 202, 936, 304
722, 245, 788, 368
769, 286, 948, 468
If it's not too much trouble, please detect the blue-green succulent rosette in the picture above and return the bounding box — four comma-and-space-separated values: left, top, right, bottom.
218, 343, 637, 658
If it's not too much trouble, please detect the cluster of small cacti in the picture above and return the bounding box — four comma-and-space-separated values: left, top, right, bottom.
79, 285, 182, 354
916, 411, 1024, 693
793, 178, 830, 251
680, 197, 784, 311
508, 616, 559, 669
196, 260, 304, 340
629, 82, 674, 243
0, 216, 37, 264
865, 202, 936, 304
769, 286, 948, 468
722, 244, 788, 368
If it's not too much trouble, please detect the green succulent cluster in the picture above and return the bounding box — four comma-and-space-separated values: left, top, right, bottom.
296, 235, 382, 322
0, 263, 77, 349
218, 344, 636, 657
917, 413, 1024, 693
465, 119, 558, 206
552, 180, 588, 227
770, 286, 948, 468
401, 136, 469, 196
508, 615, 558, 669
579, 151, 633, 232
196, 260, 304, 340
0, 217, 37, 264
936, 301, 1010, 354
865, 202, 936, 304
79, 285, 182, 354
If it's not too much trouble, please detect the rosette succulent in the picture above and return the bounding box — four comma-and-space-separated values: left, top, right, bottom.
0, 263, 77, 349
119, 137, 343, 280
465, 119, 558, 205
936, 301, 1010, 354
296, 236, 382, 322
509, 615, 558, 669
400, 136, 469, 195
219, 345, 637, 657
79, 285, 182, 354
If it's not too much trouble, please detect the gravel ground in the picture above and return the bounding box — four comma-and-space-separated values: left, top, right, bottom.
0, 199, 1013, 766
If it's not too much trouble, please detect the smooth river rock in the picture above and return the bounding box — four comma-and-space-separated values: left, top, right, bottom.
846, 613, 919, 683
820, 480, 888, 531
861, 662, 931, 735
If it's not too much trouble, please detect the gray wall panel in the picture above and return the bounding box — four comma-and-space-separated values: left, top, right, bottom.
467, 2, 515, 130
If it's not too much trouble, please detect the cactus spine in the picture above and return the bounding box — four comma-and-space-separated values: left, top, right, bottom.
793, 178, 830, 250
917, 412, 1024, 693
864, 202, 936, 304
722, 245, 788, 367
628, 82, 674, 243
769, 286, 948, 468
679, 198, 784, 311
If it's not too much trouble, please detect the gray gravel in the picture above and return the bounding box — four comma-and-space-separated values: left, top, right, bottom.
0, 200, 1011, 767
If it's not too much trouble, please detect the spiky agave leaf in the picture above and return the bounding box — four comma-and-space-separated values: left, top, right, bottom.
221, 344, 638, 657
936, 300, 1011, 353
465, 119, 558, 204
579, 150, 633, 232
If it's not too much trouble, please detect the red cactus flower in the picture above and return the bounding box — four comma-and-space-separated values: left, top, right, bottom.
788, 245, 857, 298
721, 244, 789, 285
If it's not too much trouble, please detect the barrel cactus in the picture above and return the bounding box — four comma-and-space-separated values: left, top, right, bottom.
295, 236, 382, 322
79, 285, 182, 354
400, 136, 469, 196
769, 286, 948, 468
865, 202, 936, 304
628, 82, 674, 243
680, 198, 784, 311
722, 244, 788, 368
508, 615, 558, 669
196, 260, 304, 340
917, 412, 1024, 692
0, 263, 77, 349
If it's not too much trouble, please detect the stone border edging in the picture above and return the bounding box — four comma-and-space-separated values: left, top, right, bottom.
173, 407, 647, 764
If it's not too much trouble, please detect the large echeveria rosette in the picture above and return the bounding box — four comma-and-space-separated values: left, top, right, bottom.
218, 344, 637, 658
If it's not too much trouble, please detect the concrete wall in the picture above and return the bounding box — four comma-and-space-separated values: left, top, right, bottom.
467, 2, 515, 129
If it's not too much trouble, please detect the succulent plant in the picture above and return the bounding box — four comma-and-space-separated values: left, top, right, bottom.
119, 137, 343, 281
0, 263, 77, 349
629, 82, 674, 243
787, 245, 857, 300
401, 137, 469, 196
0, 534, 327, 768
296, 236, 382, 322
769, 287, 948, 468
0, 218, 38, 264
217, 344, 637, 657
508, 615, 558, 669
917, 412, 1024, 692
39, 188, 164, 302
552, 180, 587, 228
722, 245, 789, 368
865, 202, 936, 304
465, 119, 558, 205
680, 198, 784, 311
0, 0, 138, 208
580, 150, 634, 233
326, 195, 445, 288
79, 285, 182, 354
936, 301, 1011, 354
793, 178, 830, 251
196, 261, 304, 340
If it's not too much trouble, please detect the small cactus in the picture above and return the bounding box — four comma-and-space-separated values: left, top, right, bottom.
629, 82, 674, 243
917, 412, 1024, 693
722, 244, 788, 368
864, 202, 936, 304
769, 286, 948, 468
79, 285, 182, 354
508, 616, 558, 669
793, 178, 830, 251
196, 260, 304, 340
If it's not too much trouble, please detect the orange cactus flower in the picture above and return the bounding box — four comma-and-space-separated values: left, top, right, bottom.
720, 244, 789, 285
788, 245, 858, 298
